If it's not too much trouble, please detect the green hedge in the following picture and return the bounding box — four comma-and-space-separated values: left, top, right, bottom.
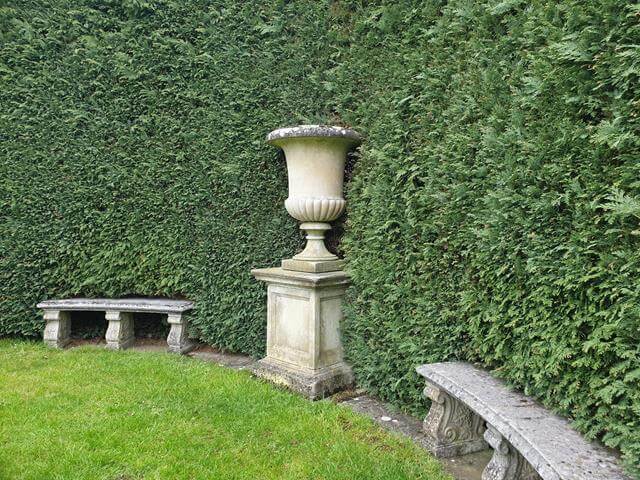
1, 0, 638, 475
0, 0, 338, 355
335, 1, 640, 475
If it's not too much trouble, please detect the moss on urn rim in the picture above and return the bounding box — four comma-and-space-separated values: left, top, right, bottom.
266, 125, 362, 147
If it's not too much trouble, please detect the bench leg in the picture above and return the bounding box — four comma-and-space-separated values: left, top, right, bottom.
166, 313, 194, 354
482, 425, 541, 480
422, 381, 488, 457
105, 311, 134, 350
43, 310, 71, 348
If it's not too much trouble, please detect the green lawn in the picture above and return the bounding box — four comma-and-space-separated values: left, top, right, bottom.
0, 340, 449, 480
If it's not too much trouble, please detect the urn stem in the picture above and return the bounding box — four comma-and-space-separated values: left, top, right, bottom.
293, 223, 338, 262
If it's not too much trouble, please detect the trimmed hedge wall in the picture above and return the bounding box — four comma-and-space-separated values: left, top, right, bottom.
335, 1, 640, 475
1, 0, 639, 475
0, 0, 337, 354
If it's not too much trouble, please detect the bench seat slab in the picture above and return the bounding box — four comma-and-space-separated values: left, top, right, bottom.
105, 311, 134, 350
423, 382, 488, 457
37, 298, 193, 314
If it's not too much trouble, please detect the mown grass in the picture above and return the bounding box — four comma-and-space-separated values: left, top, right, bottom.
0, 340, 449, 480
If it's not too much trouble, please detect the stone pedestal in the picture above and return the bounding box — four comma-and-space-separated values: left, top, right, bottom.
482, 426, 541, 480
251, 267, 353, 400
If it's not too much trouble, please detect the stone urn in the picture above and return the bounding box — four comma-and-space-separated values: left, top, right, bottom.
266, 125, 362, 273
251, 125, 362, 400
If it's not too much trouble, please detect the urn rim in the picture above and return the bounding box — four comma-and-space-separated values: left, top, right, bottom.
266, 125, 362, 147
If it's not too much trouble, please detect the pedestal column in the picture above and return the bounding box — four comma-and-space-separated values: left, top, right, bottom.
43, 310, 71, 348
166, 313, 194, 354
251, 267, 353, 399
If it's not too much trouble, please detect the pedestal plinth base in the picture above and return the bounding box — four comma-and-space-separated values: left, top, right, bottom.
251, 267, 353, 400
253, 358, 354, 400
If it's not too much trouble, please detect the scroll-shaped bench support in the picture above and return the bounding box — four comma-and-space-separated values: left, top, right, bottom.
422, 381, 488, 457
417, 362, 632, 480
105, 311, 134, 350
43, 310, 71, 349
166, 313, 194, 354
482, 425, 541, 480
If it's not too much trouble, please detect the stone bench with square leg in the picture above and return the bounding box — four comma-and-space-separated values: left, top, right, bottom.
37, 298, 195, 353
416, 362, 632, 480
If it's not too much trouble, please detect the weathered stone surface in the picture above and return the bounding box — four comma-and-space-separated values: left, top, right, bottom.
266, 125, 361, 273
416, 362, 632, 480
42, 310, 71, 349
38, 298, 194, 354
422, 382, 488, 458
483, 425, 541, 480
253, 357, 353, 401
281, 257, 346, 273
105, 311, 135, 350
251, 267, 353, 399
256, 125, 358, 396
266, 125, 362, 145
166, 313, 194, 354
253, 267, 351, 289
37, 297, 193, 314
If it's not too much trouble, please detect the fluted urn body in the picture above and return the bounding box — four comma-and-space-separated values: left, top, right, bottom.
267, 125, 361, 272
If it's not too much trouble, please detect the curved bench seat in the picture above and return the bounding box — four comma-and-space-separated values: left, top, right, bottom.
416, 362, 631, 480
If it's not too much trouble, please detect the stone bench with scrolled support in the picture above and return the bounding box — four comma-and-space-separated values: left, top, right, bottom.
37, 298, 195, 354
416, 362, 631, 480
